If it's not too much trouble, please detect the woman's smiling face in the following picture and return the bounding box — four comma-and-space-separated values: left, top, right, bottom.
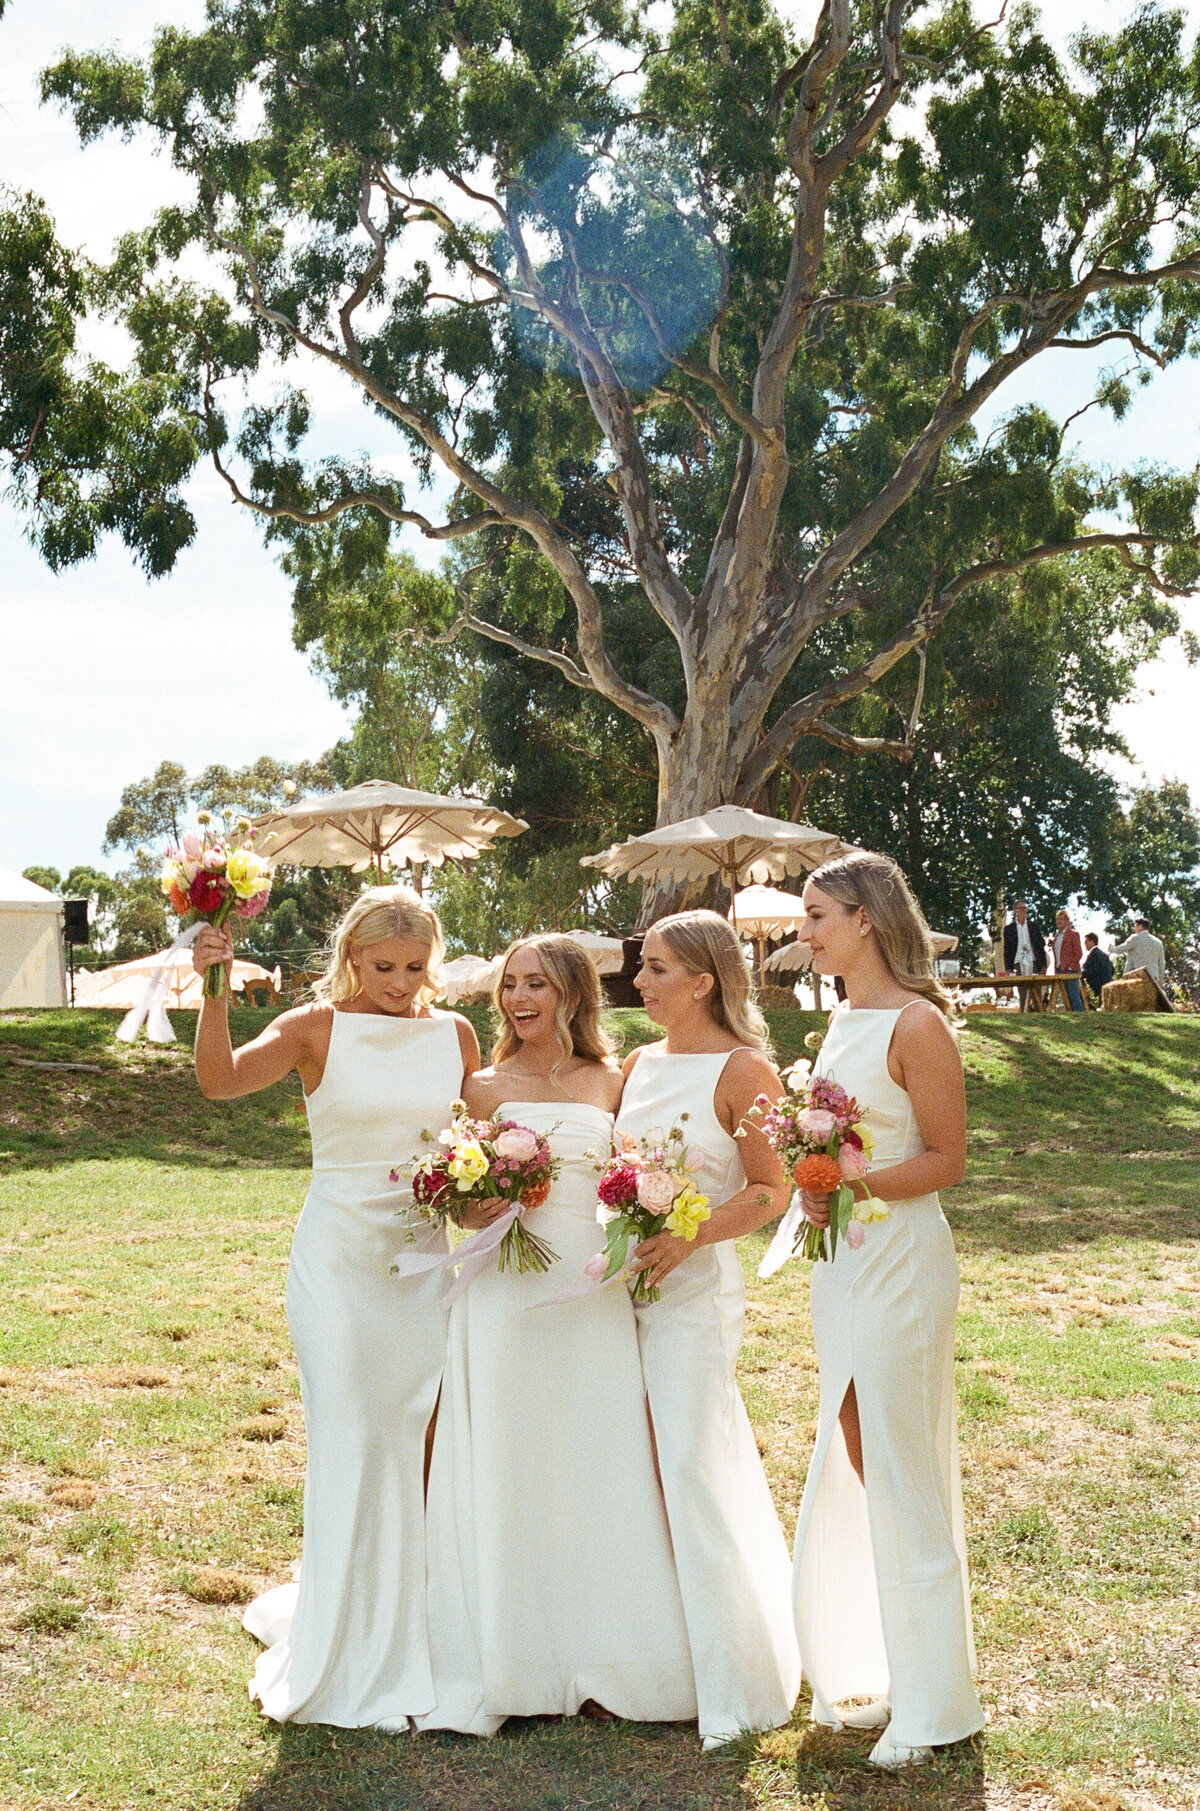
500, 946, 561, 1044
352, 936, 432, 1015
635, 927, 712, 1027
799, 882, 861, 977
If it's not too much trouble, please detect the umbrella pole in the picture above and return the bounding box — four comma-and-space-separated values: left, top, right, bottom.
412, 859, 425, 897
728, 857, 738, 931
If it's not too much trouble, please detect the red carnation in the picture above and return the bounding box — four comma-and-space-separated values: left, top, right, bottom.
598, 1162, 639, 1208
189, 870, 229, 914
413, 1165, 450, 1205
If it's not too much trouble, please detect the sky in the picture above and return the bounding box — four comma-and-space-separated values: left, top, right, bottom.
1, 0, 1198, 885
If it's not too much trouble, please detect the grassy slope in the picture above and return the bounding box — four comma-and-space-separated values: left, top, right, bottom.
0, 1007, 1197, 1811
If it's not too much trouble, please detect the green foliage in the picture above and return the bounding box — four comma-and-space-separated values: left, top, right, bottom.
1097, 778, 1200, 966
37, 0, 1200, 843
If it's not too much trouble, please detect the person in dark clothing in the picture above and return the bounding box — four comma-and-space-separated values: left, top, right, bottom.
1002, 902, 1047, 1011
1082, 933, 1113, 1004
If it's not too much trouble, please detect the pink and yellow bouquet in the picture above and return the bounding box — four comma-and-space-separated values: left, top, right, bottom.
751, 1061, 887, 1261
397, 1107, 560, 1276
591, 1121, 710, 1303
159, 815, 272, 997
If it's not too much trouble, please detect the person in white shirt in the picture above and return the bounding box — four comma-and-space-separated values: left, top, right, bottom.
1002, 902, 1047, 1011
1111, 919, 1167, 990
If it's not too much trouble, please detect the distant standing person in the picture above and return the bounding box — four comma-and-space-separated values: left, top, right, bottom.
1001, 901, 1047, 1011
1112, 918, 1167, 991
1081, 934, 1113, 1005
1050, 909, 1084, 1012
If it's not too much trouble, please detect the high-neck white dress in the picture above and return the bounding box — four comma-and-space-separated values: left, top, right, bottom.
616, 1050, 801, 1744
418, 1099, 697, 1735
242, 1009, 464, 1728
792, 1004, 984, 1749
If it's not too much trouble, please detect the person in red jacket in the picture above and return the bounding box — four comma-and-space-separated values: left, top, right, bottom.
1052, 909, 1084, 1012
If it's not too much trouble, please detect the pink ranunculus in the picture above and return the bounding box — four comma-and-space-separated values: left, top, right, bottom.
845, 1220, 865, 1249
797, 1106, 837, 1141
636, 1168, 677, 1213
584, 1252, 609, 1282
838, 1143, 870, 1181
495, 1126, 540, 1162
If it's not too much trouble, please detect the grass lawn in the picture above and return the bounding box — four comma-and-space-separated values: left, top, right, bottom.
0, 1006, 1197, 1811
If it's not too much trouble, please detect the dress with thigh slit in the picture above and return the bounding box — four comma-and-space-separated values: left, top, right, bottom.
791, 1003, 984, 1749
615, 1050, 801, 1744
241, 1009, 463, 1728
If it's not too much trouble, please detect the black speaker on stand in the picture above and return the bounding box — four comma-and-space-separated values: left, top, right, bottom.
63, 898, 89, 1007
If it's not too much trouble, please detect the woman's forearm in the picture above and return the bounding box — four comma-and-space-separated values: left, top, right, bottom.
697, 1181, 791, 1246
863, 1149, 965, 1202
194, 993, 237, 1098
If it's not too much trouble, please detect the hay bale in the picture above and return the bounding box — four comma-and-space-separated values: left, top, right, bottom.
756, 983, 800, 1011
1102, 971, 1159, 1012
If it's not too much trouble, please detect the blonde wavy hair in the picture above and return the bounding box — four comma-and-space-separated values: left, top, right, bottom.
312, 884, 444, 1009
650, 910, 771, 1052
490, 934, 616, 1076
805, 850, 958, 1020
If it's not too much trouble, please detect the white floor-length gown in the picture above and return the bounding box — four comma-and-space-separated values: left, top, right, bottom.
242, 1010, 464, 1727
418, 1101, 698, 1735
616, 1052, 801, 1744
792, 1003, 984, 1749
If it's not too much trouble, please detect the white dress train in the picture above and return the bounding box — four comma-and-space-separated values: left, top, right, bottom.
791, 1003, 984, 1750
242, 1011, 463, 1727
616, 1051, 801, 1744
418, 1101, 697, 1735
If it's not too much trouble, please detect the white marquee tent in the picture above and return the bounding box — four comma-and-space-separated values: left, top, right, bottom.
0, 868, 67, 1009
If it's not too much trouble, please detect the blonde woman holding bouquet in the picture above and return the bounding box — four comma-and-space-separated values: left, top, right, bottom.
617, 910, 801, 1749
192, 886, 478, 1730
419, 934, 696, 1736
790, 851, 983, 1769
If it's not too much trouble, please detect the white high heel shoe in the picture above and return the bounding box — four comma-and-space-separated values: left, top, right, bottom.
869, 1730, 934, 1769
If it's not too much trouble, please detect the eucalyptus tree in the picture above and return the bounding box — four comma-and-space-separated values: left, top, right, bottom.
44, 0, 1200, 855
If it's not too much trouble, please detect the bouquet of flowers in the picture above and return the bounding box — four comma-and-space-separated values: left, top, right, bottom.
590, 1122, 711, 1303
397, 1106, 560, 1276
159, 813, 272, 998
751, 1060, 888, 1261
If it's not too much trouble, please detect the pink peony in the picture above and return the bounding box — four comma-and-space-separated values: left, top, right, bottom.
797, 1106, 837, 1142
838, 1143, 870, 1181
495, 1126, 540, 1162
845, 1220, 865, 1249
636, 1168, 678, 1213
598, 1162, 639, 1208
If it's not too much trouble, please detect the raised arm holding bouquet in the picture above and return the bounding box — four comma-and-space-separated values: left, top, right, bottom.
160, 813, 271, 996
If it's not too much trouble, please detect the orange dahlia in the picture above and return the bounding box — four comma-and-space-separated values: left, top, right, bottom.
792, 1153, 843, 1194
520, 1180, 551, 1211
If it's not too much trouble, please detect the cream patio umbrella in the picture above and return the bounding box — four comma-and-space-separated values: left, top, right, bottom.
727, 884, 809, 984
249, 780, 527, 882
581, 806, 849, 926
438, 954, 500, 1005
561, 930, 626, 974
75, 948, 280, 1015
765, 929, 959, 974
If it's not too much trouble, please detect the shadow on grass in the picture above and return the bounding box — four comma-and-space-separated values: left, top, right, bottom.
949, 1155, 1200, 1255
235, 1718, 989, 1811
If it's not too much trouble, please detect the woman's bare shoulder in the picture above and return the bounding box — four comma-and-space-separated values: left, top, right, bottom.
621, 1039, 664, 1079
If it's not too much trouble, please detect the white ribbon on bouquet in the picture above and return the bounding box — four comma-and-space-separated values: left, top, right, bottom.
526, 1226, 644, 1310
392, 1203, 529, 1308
115, 923, 204, 1047
757, 1190, 807, 1278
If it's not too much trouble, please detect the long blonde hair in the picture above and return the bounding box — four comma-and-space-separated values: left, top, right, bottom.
651, 909, 771, 1052
313, 884, 444, 1009
806, 851, 957, 1020
490, 934, 616, 1072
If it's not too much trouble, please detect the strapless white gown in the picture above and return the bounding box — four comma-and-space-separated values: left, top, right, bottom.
616, 1051, 801, 1743
792, 1004, 984, 1749
242, 1010, 463, 1728
418, 1099, 697, 1734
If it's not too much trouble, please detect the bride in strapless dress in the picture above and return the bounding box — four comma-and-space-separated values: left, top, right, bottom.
418, 935, 696, 1735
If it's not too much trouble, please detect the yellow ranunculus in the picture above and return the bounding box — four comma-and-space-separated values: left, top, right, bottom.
851, 1195, 889, 1226
448, 1139, 489, 1191
226, 847, 270, 899
665, 1184, 711, 1241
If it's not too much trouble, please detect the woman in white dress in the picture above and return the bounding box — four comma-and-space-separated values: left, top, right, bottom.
419, 934, 696, 1735
789, 851, 984, 1769
616, 911, 801, 1749
192, 886, 479, 1729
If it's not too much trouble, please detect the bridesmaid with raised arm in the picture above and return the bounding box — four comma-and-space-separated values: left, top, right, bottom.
616, 911, 801, 1750
789, 851, 984, 1770
192, 886, 479, 1730
419, 935, 696, 1736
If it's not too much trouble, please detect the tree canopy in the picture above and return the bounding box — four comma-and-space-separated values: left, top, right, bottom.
38, 0, 1200, 898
